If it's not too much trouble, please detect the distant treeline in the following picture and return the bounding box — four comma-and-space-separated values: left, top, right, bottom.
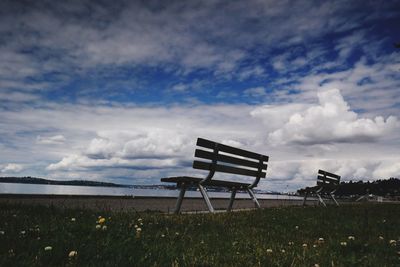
298, 178, 400, 196
0, 176, 130, 188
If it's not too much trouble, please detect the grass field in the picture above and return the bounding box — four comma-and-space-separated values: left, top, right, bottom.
0, 203, 399, 266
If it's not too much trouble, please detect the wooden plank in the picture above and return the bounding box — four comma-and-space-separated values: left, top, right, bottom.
195, 149, 267, 170
317, 175, 340, 184
193, 160, 266, 178
196, 138, 269, 161
318, 169, 340, 179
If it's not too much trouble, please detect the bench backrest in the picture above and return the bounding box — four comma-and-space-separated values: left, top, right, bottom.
192, 138, 269, 181
317, 169, 340, 186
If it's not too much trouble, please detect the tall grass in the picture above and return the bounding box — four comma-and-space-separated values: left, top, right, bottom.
0, 203, 399, 266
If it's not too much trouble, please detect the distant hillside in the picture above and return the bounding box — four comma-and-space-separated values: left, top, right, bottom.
0, 176, 131, 188
297, 178, 400, 196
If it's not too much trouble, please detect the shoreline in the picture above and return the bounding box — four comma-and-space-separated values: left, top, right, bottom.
0, 194, 318, 212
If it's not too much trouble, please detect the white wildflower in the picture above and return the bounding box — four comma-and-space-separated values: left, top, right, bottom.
68, 250, 78, 258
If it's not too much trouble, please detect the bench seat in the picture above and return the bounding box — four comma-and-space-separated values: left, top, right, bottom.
161, 176, 250, 189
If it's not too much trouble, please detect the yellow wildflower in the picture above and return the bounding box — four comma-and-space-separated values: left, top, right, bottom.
98, 218, 106, 224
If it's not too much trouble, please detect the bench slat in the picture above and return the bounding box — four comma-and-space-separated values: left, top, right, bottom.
193, 160, 266, 178
195, 149, 267, 170
197, 138, 269, 161
318, 169, 340, 179
317, 175, 340, 184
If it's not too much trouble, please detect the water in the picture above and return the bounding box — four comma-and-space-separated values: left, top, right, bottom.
0, 182, 303, 200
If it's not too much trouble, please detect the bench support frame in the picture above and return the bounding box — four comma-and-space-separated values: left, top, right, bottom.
198, 184, 215, 213
173, 186, 262, 214
174, 183, 187, 214
227, 189, 237, 212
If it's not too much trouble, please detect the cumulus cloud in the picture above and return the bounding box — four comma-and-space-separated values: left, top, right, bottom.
373, 161, 400, 179
36, 135, 66, 145
1, 163, 23, 173
85, 130, 192, 160
0, 91, 399, 189
268, 89, 398, 145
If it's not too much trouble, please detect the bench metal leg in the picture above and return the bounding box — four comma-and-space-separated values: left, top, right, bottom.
330, 193, 339, 206
302, 191, 308, 206
316, 193, 327, 207
174, 184, 187, 214
198, 184, 214, 212
247, 188, 261, 209
227, 188, 237, 212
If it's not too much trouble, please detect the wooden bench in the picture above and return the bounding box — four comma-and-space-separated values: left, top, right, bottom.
302, 169, 341, 207
161, 137, 269, 214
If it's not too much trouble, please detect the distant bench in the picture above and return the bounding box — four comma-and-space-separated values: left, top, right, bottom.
161, 138, 269, 214
302, 169, 341, 207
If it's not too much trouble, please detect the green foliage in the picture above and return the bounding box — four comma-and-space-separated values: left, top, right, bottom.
0, 203, 399, 266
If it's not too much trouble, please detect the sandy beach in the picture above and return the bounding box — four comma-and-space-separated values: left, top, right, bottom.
0, 194, 318, 213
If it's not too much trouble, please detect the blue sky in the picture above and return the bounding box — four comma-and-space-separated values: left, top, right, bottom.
0, 0, 399, 191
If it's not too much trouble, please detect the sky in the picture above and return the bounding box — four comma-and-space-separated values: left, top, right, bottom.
0, 0, 400, 192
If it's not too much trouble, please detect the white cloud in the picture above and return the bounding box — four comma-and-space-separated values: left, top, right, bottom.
243, 87, 267, 98
0, 89, 399, 190
36, 135, 66, 145
373, 161, 400, 179
238, 65, 265, 81
268, 89, 398, 145
1, 163, 23, 173
170, 83, 189, 92
0, 91, 40, 102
